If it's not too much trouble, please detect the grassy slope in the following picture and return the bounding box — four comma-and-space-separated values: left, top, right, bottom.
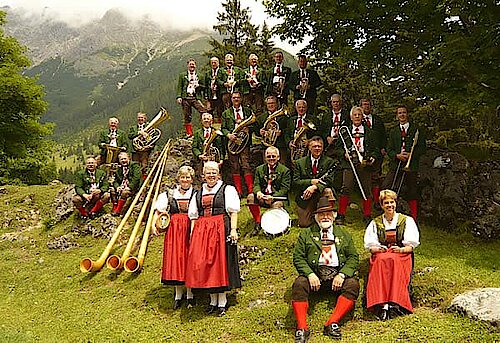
0, 185, 498, 343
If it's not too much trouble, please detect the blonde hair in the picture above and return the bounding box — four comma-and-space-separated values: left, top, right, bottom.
379, 189, 397, 205
177, 165, 195, 179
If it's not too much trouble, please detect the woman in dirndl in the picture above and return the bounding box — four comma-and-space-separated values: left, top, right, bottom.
186, 161, 241, 316
364, 189, 420, 320
153, 165, 196, 310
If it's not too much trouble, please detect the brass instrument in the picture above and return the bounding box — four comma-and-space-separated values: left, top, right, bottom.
132, 107, 171, 152
226, 69, 236, 94
246, 71, 260, 89
262, 106, 289, 147
393, 129, 420, 195
202, 128, 224, 162
80, 141, 172, 273
290, 121, 316, 162
227, 111, 258, 155
339, 126, 365, 165
100, 143, 127, 165
299, 77, 309, 98
273, 76, 286, 99
338, 126, 367, 200
210, 72, 218, 100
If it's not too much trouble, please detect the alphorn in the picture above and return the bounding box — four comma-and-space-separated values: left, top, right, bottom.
124, 140, 173, 273
79, 143, 170, 273
106, 143, 169, 271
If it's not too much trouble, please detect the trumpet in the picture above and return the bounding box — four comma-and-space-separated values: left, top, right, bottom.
338, 126, 367, 200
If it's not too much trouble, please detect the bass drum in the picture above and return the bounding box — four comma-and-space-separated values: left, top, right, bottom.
261, 208, 290, 237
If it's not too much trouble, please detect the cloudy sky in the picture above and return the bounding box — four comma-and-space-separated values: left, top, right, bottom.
0, 0, 305, 54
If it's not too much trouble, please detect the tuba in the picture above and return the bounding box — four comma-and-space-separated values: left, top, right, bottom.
290, 121, 316, 162
132, 107, 171, 152
227, 111, 258, 155
202, 128, 224, 163
262, 106, 289, 147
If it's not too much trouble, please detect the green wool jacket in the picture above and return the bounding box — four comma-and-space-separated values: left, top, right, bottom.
221, 106, 257, 139
292, 155, 338, 208
203, 67, 226, 100
191, 126, 226, 160
386, 123, 426, 172
333, 124, 380, 170
220, 65, 245, 95
293, 222, 359, 278
74, 169, 109, 196
239, 66, 268, 95
98, 129, 129, 157
176, 71, 205, 100
113, 162, 142, 192
253, 162, 291, 198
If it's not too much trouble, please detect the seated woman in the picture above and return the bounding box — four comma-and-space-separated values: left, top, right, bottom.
363, 189, 420, 320
186, 161, 241, 316
153, 166, 196, 310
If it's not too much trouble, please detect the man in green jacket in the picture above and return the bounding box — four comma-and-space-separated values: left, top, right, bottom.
381, 105, 426, 221
247, 146, 291, 236
191, 112, 225, 176
176, 58, 207, 137
293, 136, 338, 227
291, 197, 360, 342
98, 117, 129, 165
111, 152, 142, 216
72, 157, 110, 219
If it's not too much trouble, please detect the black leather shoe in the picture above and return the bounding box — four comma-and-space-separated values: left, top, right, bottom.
389, 304, 404, 318
173, 299, 183, 310
206, 305, 217, 314
250, 223, 261, 237
379, 308, 389, 321
217, 306, 226, 316
294, 328, 310, 343
186, 298, 195, 308
323, 323, 341, 339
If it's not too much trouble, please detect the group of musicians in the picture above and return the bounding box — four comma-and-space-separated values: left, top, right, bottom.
72, 52, 426, 341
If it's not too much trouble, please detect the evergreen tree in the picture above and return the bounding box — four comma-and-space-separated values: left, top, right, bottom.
0, 11, 55, 184
256, 21, 275, 70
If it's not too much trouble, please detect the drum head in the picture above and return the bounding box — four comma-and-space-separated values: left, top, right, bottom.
261, 208, 290, 236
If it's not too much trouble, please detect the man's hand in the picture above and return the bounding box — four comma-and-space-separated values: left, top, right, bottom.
326, 136, 334, 145
311, 179, 321, 186
91, 189, 101, 195
302, 185, 318, 200
308, 273, 321, 291
228, 133, 237, 142
259, 128, 266, 136
83, 194, 92, 202
199, 154, 208, 162
332, 274, 345, 291
397, 152, 409, 161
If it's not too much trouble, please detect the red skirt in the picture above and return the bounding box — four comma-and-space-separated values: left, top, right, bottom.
161, 213, 190, 285
366, 251, 414, 313
185, 214, 230, 290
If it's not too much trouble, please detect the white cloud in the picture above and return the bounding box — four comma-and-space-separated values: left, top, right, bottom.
0, 0, 306, 54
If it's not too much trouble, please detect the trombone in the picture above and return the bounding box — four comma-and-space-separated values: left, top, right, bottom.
391, 129, 419, 195
338, 126, 367, 200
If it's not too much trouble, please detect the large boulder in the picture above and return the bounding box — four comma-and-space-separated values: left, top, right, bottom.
53, 184, 76, 222
448, 288, 500, 326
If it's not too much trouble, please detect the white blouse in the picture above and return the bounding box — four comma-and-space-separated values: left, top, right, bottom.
188, 180, 240, 220
154, 186, 193, 212
364, 213, 420, 249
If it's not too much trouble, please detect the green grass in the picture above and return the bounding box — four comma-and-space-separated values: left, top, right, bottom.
0, 185, 499, 342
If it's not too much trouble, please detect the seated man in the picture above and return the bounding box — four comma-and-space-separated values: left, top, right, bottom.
292, 197, 360, 342
98, 117, 129, 165
72, 157, 110, 219
247, 146, 291, 236
111, 152, 142, 216
293, 136, 337, 227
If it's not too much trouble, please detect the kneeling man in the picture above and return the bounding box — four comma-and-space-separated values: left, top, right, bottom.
291, 197, 359, 342
247, 146, 291, 236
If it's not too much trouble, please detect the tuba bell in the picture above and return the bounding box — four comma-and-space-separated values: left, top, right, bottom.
132, 107, 171, 152
227, 112, 258, 155
262, 106, 289, 147
203, 128, 224, 163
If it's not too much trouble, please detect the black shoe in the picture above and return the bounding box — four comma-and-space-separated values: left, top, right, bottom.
379, 308, 389, 321
250, 223, 261, 237
186, 298, 195, 308
173, 299, 183, 310
389, 304, 404, 318
335, 214, 345, 225
323, 323, 341, 339
206, 305, 217, 314
294, 328, 310, 343
217, 306, 226, 316
363, 216, 372, 225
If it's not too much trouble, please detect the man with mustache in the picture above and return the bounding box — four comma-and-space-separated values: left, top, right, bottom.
291, 197, 360, 342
